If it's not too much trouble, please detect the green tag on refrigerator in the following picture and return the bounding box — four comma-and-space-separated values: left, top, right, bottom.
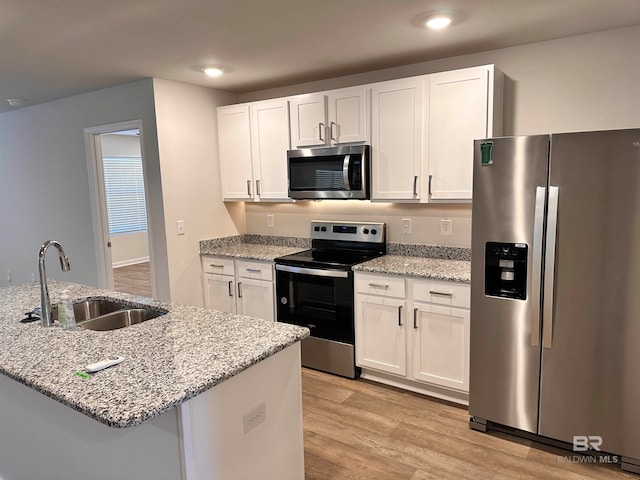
480, 142, 493, 165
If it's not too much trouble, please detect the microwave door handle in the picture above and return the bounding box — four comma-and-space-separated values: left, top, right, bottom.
343, 155, 351, 190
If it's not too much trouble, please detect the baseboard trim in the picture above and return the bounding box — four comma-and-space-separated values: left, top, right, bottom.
112, 257, 150, 269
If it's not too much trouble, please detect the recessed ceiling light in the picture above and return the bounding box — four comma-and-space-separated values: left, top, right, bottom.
6, 98, 25, 107
202, 66, 225, 77
426, 15, 452, 30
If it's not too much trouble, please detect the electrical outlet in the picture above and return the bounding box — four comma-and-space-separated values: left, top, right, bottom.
243, 401, 266, 434
441, 219, 452, 236
6, 270, 11, 283
267, 214, 275, 228
176, 220, 185, 236
401, 218, 412, 234
31, 273, 36, 282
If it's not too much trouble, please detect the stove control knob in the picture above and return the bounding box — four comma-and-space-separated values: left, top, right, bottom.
314, 226, 320, 231
321, 226, 327, 232
371, 229, 377, 235
363, 228, 370, 234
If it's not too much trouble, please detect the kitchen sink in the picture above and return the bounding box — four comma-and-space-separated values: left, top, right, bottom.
48, 297, 166, 330
78, 308, 165, 331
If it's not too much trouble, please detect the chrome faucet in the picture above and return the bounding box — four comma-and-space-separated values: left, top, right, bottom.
38, 240, 71, 327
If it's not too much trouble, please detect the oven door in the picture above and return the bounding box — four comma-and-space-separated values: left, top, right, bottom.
275, 265, 354, 344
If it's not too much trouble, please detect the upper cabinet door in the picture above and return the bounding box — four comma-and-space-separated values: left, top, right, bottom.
327, 87, 370, 145
370, 78, 425, 201
250, 99, 291, 201
428, 66, 493, 201
218, 104, 255, 201
289, 94, 328, 148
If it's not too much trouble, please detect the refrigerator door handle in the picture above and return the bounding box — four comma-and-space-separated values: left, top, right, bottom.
530, 186, 546, 347
542, 186, 559, 349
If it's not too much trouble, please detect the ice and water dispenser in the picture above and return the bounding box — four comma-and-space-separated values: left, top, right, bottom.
484, 242, 528, 300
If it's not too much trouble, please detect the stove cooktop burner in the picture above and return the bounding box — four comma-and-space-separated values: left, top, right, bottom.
275, 248, 383, 270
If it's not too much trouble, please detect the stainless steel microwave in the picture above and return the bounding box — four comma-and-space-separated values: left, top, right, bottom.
287, 145, 370, 200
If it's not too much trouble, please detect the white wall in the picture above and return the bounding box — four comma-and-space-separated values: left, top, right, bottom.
100, 133, 150, 267
0, 79, 171, 294
152, 79, 245, 306
241, 25, 640, 247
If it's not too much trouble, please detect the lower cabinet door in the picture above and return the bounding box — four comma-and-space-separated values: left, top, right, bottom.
355, 295, 407, 376
203, 274, 236, 313
411, 303, 470, 392
236, 278, 275, 321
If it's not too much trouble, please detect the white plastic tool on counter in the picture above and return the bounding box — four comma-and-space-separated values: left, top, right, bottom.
85, 357, 125, 373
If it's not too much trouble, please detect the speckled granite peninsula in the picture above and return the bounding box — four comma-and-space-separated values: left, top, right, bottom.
0, 280, 308, 480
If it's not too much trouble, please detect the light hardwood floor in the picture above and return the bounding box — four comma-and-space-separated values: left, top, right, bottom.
301, 368, 635, 480
112, 262, 152, 297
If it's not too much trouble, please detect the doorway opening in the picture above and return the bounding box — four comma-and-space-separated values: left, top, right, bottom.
85, 120, 154, 297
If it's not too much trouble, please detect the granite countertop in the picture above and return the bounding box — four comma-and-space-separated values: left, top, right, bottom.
200, 243, 305, 261
353, 255, 471, 284
0, 280, 308, 428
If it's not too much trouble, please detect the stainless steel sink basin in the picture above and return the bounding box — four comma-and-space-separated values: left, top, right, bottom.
78, 308, 165, 331
48, 297, 166, 330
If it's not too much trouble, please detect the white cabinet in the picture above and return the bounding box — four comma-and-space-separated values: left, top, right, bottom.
327, 87, 369, 145
369, 64, 502, 202
427, 65, 502, 201
370, 77, 425, 201
355, 272, 471, 403
217, 105, 254, 200
289, 94, 327, 148
218, 99, 290, 202
290, 87, 370, 148
355, 295, 406, 376
201, 256, 275, 321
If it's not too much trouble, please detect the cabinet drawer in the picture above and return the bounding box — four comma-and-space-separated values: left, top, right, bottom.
412, 279, 470, 309
355, 273, 406, 298
236, 260, 273, 281
201, 256, 235, 276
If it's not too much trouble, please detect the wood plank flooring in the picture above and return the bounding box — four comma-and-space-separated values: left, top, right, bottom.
301, 368, 635, 480
112, 262, 152, 297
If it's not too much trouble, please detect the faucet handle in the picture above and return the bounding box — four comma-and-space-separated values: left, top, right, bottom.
21, 311, 41, 323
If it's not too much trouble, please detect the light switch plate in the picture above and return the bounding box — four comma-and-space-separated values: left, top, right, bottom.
267, 214, 275, 228
401, 218, 412, 234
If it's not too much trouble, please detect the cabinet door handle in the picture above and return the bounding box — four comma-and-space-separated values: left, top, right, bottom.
246, 268, 261, 273
330, 121, 337, 142
246, 180, 252, 197
318, 122, 325, 142
398, 305, 403, 326
228, 280, 233, 297
368, 282, 389, 289
413, 307, 418, 329
237, 282, 243, 298
209, 264, 224, 269
428, 174, 433, 196
413, 176, 418, 197
429, 290, 453, 297
256, 179, 261, 196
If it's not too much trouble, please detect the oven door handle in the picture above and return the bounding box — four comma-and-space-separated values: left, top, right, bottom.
275, 264, 349, 278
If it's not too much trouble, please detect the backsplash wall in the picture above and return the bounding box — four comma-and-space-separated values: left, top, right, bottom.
245, 202, 471, 248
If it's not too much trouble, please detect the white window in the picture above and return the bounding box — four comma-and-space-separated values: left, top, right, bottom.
102, 157, 148, 235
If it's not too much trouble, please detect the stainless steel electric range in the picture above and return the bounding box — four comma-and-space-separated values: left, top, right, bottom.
274, 220, 386, 378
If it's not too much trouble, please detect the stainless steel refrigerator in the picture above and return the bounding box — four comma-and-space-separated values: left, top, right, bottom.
469, 129, 640, 473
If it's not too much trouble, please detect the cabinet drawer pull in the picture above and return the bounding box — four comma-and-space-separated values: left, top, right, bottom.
237, 282, 243, 298
398, 305, 403, 326
368, 283, 389, 289
209, 264, 225, 269
228, 280, 233, 297
429, 290, 453, 297
246, 268, 262, 273
413, 307, 418, 329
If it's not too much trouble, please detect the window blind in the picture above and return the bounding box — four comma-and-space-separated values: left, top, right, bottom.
102, 156, 148, 235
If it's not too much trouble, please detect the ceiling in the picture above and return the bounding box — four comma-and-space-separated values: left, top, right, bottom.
2, 0, 640, 114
